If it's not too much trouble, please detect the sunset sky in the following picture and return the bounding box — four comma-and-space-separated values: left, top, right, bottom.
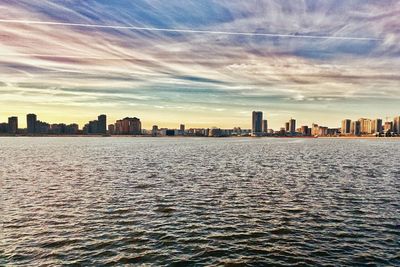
0, 0, 399, 129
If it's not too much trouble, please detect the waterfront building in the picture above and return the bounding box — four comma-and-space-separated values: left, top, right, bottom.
8, 116, 18, 134
318, 126, 328, 137
0, 123, 8, 133
394, 116, 400, 134
98, 114, 107, 134
285, 122, 290, 132
311, 123, 319, 136
65, 124, 79, 135
108, 124, 115, 135
262, 120, 268, 134
351, 121, 361, 136
384, 121, 393, 132
252, 111, 263, 136
209, 128, 224, 137
36, 120, 50, 134
152, 125, 158, 136
27, 113, 37, 134
371, 119, 383, 134
115, 117, 141, 135
289, 118, 296, 135
341, 119, 352, 135
358, 118, 372, 134
327, 128, 340, 136
301, 126, 309, 136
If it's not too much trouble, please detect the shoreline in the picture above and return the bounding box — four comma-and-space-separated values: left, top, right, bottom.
1, 135, 399, 139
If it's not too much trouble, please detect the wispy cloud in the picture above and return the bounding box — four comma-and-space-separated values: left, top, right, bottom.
0, 19, 382, 41
0, 0, 399, 128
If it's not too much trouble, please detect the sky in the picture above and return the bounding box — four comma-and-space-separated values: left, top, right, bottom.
0, 0, 399, 129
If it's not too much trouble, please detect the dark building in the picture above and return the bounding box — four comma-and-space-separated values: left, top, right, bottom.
166, 129, 175, 136
262, 120, 268, 134
27, 114, 37, 134
152, 125, 158, 136
0, 123, 8, 133
36, 121, 50, 134
351, 121, 361, 136
252, 111, 263, 136
285, 122, 290, 132
301, 126, 309, 136
98, 114, 107, 134
289, 118, 296, 135
8, 116, 18, 134
108, 124, 115, 135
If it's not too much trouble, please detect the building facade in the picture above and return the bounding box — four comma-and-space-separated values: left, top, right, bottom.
252, 111, 263, 136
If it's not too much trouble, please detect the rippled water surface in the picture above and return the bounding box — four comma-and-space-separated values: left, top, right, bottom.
1, 137, 400, 266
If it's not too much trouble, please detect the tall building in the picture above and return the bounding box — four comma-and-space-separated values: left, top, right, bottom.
285, 122, 290, 132
152, 125, 158, 137
301, 126, 309, 136
358, 118, 372, 134
0, 123, 8, 133
8, 116, 18, 134
252, 111, 263, 136
27, 114, 37, 134
341, 119, 351, 135
384, 121, 393, 132
289, 118, 296, 135
351, 121, 361, 136
180, 124, 185, 132
115, 117, 141, 135
98, 114, 107, 134
394, 116, 400, 134
108, 124, 115, 135
262, 120, 268, 133
371, 119, 383, 134
311, 123, 319, 136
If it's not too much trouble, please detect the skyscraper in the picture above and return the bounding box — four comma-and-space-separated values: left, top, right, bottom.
351, 121, 361, 136
301, 126, 309, 136
371, 119, 383, 134
252, 111, 263, 136
262, 120, 268, 133
394, 116, 400, 134
98, 114, 107, 134
341, 119, 351, 135
289, 118, 296, 135
8, 116, 18, 134
27, 114, 37, 134
115, 117, 141, 135
358, 118, 372, 134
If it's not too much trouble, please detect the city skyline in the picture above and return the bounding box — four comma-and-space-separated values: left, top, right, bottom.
1, 1, 399, 127
1, 111, 399, 138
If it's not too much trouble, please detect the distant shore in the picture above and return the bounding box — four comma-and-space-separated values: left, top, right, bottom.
1, 135, 399, 139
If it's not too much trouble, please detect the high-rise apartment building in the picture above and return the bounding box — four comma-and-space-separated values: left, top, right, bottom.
98, 114, 107, 134
358, 118, 372, 134
8, 116, 18, 134
371, 119, 383, 134
351, 121, 361, 136
289, 118, 296, 135
115, 117, 142, 135
341, 119, 351, 135
262, 120, 268, 133
252, 111, 263, 136
27, 114, 37, 134
394, 116, 400, 134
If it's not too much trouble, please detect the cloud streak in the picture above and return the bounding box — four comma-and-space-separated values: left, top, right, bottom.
0, 0, 399, 128
0, 19, 382, 41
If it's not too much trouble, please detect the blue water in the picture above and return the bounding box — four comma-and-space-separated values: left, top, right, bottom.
1, 137, 399, 266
